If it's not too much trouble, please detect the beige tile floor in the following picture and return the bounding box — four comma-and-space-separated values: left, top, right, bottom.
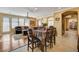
0, 29, 78, 52
12, 29, 78, 52
0, 34, 27, 52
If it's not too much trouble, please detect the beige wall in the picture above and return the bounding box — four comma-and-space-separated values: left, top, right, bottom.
53, 7, 79, 36
78, 11, 79, 36
0, 14, 3, 34
54, 12, 62, 36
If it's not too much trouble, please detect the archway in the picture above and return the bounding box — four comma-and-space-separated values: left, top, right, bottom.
62, 11, 78, 35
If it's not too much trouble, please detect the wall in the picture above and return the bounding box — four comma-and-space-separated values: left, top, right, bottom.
54, 12, 62, 36
78, 11, 79, 36
53, 7, 79, 36
0, 14, 3, 35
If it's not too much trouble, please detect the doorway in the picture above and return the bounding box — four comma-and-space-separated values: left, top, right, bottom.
62, 11, 78, 35
61, 11, 78, 51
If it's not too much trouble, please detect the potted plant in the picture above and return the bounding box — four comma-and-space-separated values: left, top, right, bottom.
43, 23, 48, 29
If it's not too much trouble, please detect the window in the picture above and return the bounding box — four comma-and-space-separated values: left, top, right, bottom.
38, 20, 42, 26
48, 17, 54, 27
48, 20, 54, 27
12, 17, 18, 28
3, 16, 10, 32
24, 18, 30, 26
19, 18, 24, 26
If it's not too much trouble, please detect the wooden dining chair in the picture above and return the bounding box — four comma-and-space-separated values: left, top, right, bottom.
45, 29, 53, 51
52, 27, 57, 45
27, 29, 41, 52
49, 26, 57, 45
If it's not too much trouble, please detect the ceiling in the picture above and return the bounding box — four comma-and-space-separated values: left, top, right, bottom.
0, 7, 70, 17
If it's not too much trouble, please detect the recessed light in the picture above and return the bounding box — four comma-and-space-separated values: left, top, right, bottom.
34, 8, 38, 10
58, 7, 62, 9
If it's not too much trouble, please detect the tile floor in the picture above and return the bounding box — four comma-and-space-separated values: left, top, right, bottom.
12, 29, 78, 52
0, 29, 78, 52
0, 34, 27, 52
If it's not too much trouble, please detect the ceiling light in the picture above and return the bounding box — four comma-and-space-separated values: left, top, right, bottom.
58, 7, 62, 9
34, 8, 38, 11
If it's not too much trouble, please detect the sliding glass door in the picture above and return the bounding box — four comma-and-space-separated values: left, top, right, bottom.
19, 18, 24, 26
3, 16, 10, 33
3, 16, 30, 33
24, 18, 30, 26
12, 17, 18, 28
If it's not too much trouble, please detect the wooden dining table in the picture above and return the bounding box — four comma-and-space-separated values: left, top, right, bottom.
33, 29, 47, 52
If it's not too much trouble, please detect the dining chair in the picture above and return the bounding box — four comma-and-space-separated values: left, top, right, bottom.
49, 26, 57, 45
52, 27, 57, 45
27, 29, 41, 52
45, 29, 53, 51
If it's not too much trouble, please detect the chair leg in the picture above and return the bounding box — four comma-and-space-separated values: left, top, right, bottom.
40, 44, 44, 52
50, 39, 53, 48
54, 36, 56, 45
32, 48, 33, 52
32, 40, 34, 52
50, 40, 52, 48
51, 40, 53, 47
51, 38, 53, 47
27, 40, 29, 51
35, 42, 37, 47
45, 46, 47, 52
45, 39, 47, 52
